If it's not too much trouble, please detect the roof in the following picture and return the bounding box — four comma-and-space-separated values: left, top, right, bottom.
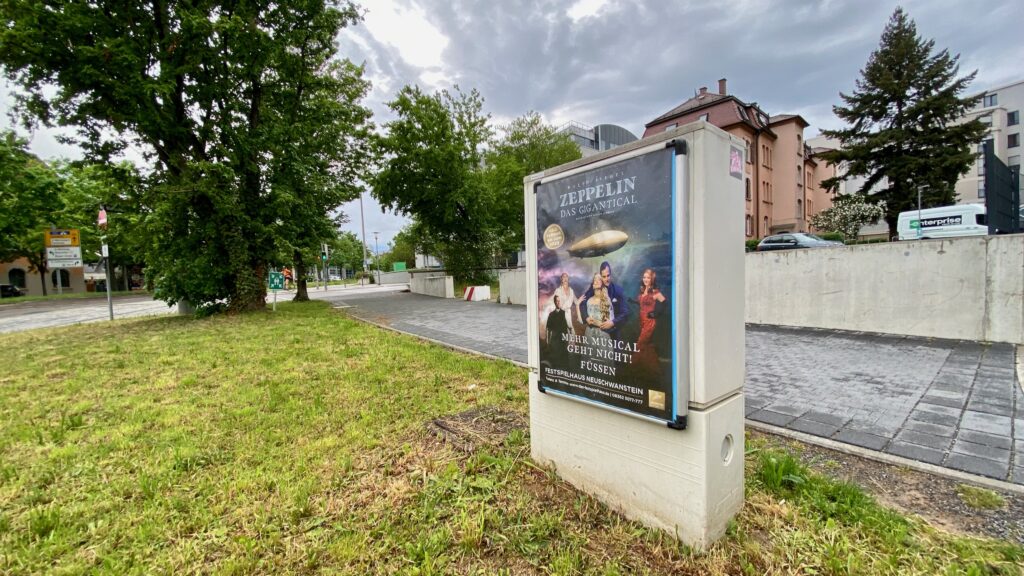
645, 92, 729, 126
769, 114, 809, 127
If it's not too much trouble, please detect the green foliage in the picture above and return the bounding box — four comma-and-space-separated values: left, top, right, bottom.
380, 225, 418, 271
756, 451, 807, 494
817, 231, 846, 243
0, 0, 372, 312
373, 95, 579, 282
745, 239, 760, 252
820, 7, 986, 237
372, 85, 495, 283
809, 194, 887, 241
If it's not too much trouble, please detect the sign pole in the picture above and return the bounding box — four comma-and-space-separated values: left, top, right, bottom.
103, 244, 113, 320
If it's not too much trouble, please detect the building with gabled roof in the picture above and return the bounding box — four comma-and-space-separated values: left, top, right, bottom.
643, 79, 835, 239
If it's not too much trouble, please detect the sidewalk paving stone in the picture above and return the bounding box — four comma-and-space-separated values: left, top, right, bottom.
946, 453, 1010, 478
834, 429, 889, 451
886, 442, 946, 466
950, 439, 1011, 463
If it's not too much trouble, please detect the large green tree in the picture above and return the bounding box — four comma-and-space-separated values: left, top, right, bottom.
372, 85, 494, 282
483, 111, 581, 254
0, 0, 370, 311
820, 7, 986, 237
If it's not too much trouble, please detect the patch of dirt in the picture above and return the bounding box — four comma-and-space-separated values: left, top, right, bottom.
427, 406, 527, 453
751, 429, 1024, 544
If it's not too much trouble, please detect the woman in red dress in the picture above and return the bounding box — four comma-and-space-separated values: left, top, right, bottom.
635, 268, 666, 378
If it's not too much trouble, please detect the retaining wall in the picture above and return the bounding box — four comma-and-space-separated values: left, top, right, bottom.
410, 272, 454, 299
746, 235, 1024, 344
499, 268, 528, 305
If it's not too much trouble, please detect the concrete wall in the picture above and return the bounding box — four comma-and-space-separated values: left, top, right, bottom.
498, 268, 528, 305
377, 270, 410, 285
410, 273, 454, 299
746, 235, 1024, 344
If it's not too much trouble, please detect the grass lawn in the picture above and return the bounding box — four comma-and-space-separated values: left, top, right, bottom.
1, 302, 1021, 574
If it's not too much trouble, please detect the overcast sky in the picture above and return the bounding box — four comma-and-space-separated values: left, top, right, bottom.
3, 0, 1021, 248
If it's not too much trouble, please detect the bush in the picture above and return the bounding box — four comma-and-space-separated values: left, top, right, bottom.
818, 231, 845, 243
745, 239, 760, 252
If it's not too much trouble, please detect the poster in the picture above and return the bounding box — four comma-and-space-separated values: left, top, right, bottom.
536, 148, 679, 423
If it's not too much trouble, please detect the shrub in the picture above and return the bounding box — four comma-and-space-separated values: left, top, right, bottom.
818, 231, 845, 243
745, 239, 760, 252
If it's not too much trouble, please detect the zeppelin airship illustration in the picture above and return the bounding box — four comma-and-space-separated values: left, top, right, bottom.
567, 230, 629, 257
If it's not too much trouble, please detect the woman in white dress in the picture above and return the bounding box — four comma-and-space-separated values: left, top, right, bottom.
582, 273, 615, 370
552, 272, 576, 334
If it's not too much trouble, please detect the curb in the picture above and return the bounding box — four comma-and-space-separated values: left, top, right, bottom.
747, 420, 1024, 496
340, 303, 1023, 496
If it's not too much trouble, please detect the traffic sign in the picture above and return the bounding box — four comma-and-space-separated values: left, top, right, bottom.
268, 271, 285, 290
46, 246, 83, 268
45, 229, 80, 247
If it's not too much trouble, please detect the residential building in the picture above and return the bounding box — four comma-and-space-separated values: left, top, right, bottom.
960, 78, 1024, 203
559, 121, 638, 157
643, 79, 834, 239
0, 257, 86, 296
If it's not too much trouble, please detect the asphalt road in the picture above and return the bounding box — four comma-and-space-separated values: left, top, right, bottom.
0, 283, 408, 334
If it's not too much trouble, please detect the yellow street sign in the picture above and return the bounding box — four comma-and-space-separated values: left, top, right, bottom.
45, 229, 80, 247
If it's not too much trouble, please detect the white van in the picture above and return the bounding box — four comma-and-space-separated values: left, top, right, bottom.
897, 204, 987, 241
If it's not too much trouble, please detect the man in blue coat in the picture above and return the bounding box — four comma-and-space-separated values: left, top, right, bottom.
580, 260, 631, 340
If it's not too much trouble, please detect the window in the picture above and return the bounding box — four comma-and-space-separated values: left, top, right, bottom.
978, 180, 986, 199
50, 269, 70, 289
797, 134, 803, 156
698, 113, 709, 122
745, 178, 751, 200
744, 139, 751, 164
979, 114, 992, 125
746, 215, 753, 237
1009, 133, 1020, 148
796, 166, 802, 186
797, 199, 803, 218
763, 217, 769, 237
983, 93, 998, 107
1010, 111, 1020, 126
665, 123, 677, 131
978, 154, 985, 175
978, 138, 994, 154
8, 268, 26, 288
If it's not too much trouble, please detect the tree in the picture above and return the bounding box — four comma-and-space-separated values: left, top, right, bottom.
372, 85, 495, 282
809, 194, 887, 241
819, 7, 986, 238
0, 0, 370, 312
380, 225, 418, 271
483, 112, 581, 254
0, 131, 61, 294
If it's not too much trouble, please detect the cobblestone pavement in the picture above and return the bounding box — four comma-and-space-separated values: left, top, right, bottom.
333, 290, 1023, 484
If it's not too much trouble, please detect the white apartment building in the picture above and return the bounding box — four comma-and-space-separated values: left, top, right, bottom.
959, 78, 1023, 204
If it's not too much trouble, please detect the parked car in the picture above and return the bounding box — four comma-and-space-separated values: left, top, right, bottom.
756, 233, 843, 252
0, 284, 25, 298
896, 204, 987, 241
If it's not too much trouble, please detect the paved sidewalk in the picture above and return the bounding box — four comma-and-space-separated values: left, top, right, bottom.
332, 291, 1023, 485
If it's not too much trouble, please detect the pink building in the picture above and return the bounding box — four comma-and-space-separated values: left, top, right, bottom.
643, 79, 834, 238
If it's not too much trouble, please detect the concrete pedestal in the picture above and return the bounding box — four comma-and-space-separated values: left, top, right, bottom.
530, 374, 744, 549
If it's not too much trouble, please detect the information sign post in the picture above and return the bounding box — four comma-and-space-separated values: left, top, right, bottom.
268, 271, 285, 311
525, 123, 746, 549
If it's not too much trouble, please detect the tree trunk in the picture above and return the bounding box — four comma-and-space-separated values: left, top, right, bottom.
293, 250, 309, 302
39, 269, 47, 296
227, 263, 267, 312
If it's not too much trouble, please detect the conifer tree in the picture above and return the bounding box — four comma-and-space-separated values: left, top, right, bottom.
820, 7, 986, 237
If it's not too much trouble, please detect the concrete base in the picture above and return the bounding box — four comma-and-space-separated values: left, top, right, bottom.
529, 372, 744, 550
464, 285, 491, 301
